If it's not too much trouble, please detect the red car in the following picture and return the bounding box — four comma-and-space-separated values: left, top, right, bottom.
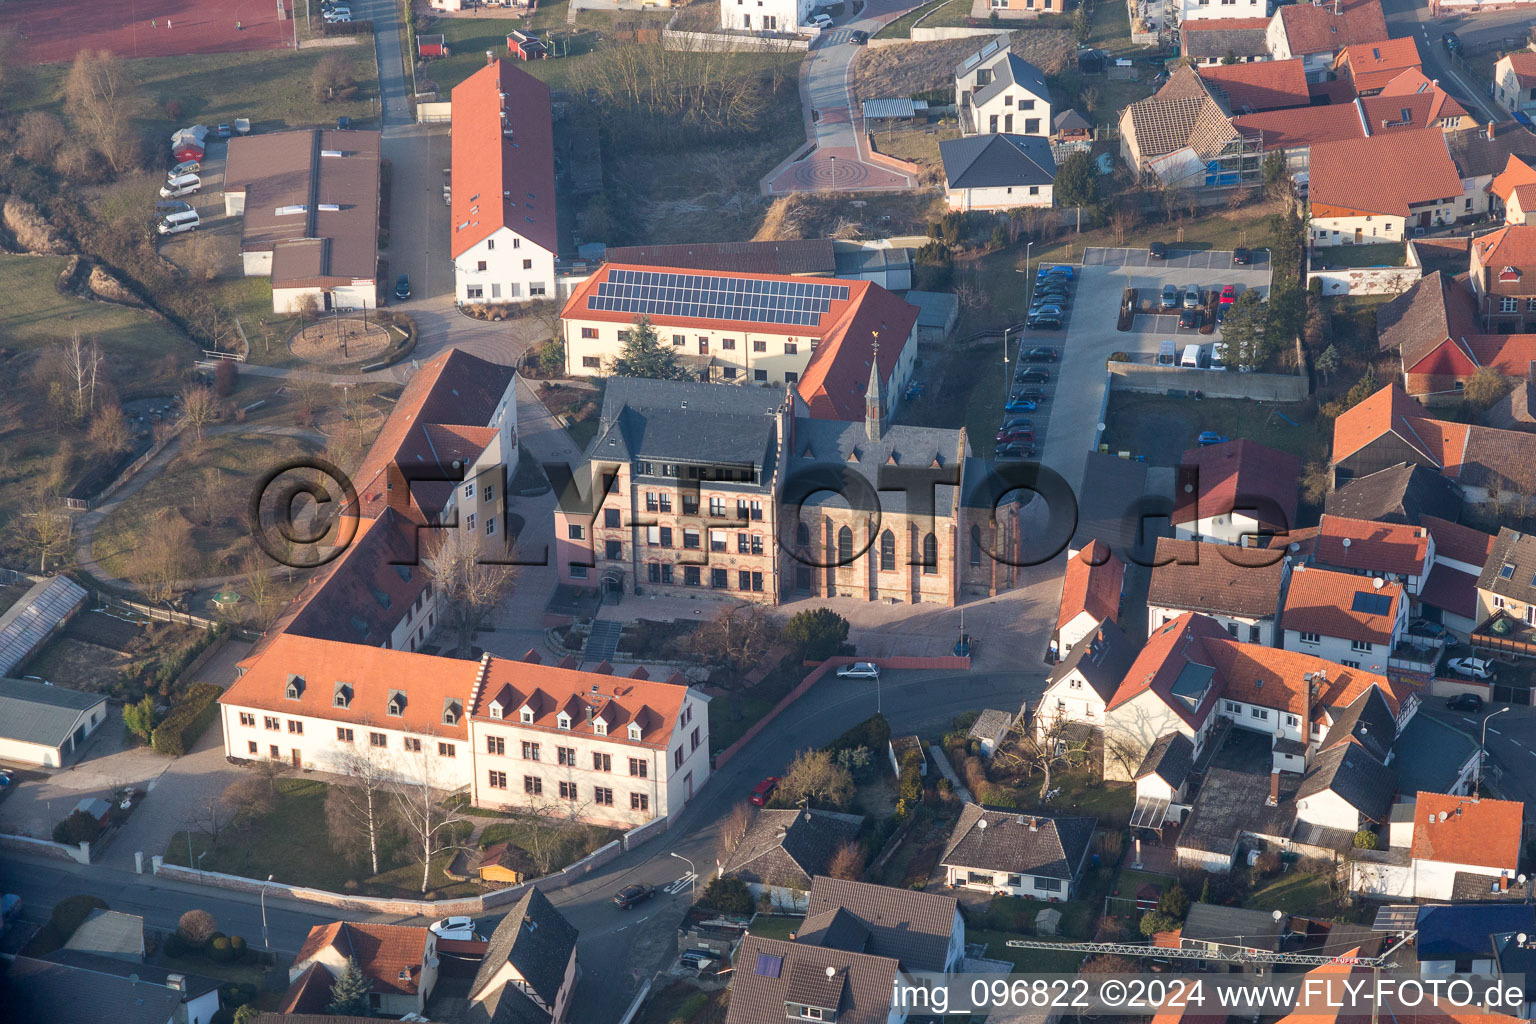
996, 429, 1035, 443
749, 776, 780, 806
1219, 285, 1236, 305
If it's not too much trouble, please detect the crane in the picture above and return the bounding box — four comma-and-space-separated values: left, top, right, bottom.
1004, 931, 1414, 968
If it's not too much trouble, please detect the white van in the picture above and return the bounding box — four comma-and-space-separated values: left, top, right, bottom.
1180, 344, 1202, 368
1209, 342, 1226, 370
157, 210, 200, 235
160, 173, 201, 198
1158, 340, 1176, 366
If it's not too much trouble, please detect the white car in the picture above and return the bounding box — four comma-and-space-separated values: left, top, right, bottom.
160, 173, 201, 198
810, 13, 833, 29
1447, 657, 1495, 680
428, 916, 480, 940
836, 662, 879, 679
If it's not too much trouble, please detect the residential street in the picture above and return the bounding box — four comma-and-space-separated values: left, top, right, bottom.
1425, 699, 1536, 807
1382, 0, 1517, 124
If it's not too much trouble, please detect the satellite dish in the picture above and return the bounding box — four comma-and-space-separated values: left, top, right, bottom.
825, 966, 836, 978
1342, 538, 1352, 548
1439, 811, 1449, 822
1521, 874, 1529, 885
977, 818, 988, 829
1289, 542, 1300, 552
1273, 910, 1284, 922
1373, 577, 1385, 590
1520, 934, 1529, 945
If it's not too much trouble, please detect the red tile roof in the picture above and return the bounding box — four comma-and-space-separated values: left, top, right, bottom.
1237, 94, 1457, 151
1204, 640, 1395, 717
1502, 51, 1536, 88
1490, 155, 1536, 205
1197, 58, 1311, 112
1282, 565, 1402, 646
1057, 540, 1125, 632
472, 657, 688, 750
1106, 612, 1229, 727
1337, 37, 1421, 94
1418, 562, 1478, 619
1332, 382, 1439, 463
1276, 0, 1388, 57
293, 922, 431, 997
797, 281, 921, 422
1315, 515, 1430, 576
1473, 224, 1536, 275
1421, 515, 1496, 568
1182, 16, 1269, 30
1411, 791, 1523, 871
1173, 439, 1301, 534
450, 57, 557, 258
1377, 68, 1468, 123
279, 513, 432, 648
278, 962, 333, 1014
1309, 130, 1463, 218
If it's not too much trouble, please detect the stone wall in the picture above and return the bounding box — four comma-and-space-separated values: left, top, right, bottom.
1305, 263, 1421, 297
1108, 361, 1309, 401
0, 833, 91, 865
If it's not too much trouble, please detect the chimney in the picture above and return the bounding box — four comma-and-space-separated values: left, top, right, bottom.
165, 974, 186, 993
485, 49, 496, 66
1267, 770, 1281, 807
1029, 817, 1039, 831
1301, 673, 1314, 753
1488, 121, 1497, 141
1502, 875, 1511, 891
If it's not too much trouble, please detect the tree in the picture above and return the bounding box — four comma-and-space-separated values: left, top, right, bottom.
189, 792, 236, 851
1078, 85, 1100, 117
131, 509, 192, 603
700, 876, 754, 915
777, 749, 855, 811
325, 743, 396, 875
234, 1006, 262, 1024
1315, 344, 1340, 384
1301, 460, 1333, 506
16, 111, 67, 165
1221, 49, 1239, 65
688, 604, 778, 673
179, 383, 217, 442
1139, 910, 1179, 937
180, 232, 225, 283
60, 332, 106, 423
781, 608, 849, 661
1464, 366, 1511, 410
1158, 882, 1190, 919
827, 841, 867, 881
225, 777, 276, 828
1054, 150, 1099, 210
608, 315, 692, 380
1219, 290, 1267, 371
994, 712, 1091, 802
123, 695, 158, 743
537, 337, 566, 377
1262, 150, 1289, 198
1353, 829, 1378, 850
1344, 367, 1379, 410
63, 50, 142, 174
296, 292, 321, 326
178, 909, 218, 946
312, 54, 357, 104
422, 527, 520, 658
718, 802, 753, 863
20, 494, 73, 575
242, 552, 281, 632
54, 810, 104, 845
390, 752, 471, 893
326, 957, 372, 1017
89, 403, 133, 457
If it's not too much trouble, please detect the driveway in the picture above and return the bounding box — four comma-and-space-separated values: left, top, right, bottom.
1381, 0, 1509, 125
356, 0, 413, 126
381, 125, 454, 304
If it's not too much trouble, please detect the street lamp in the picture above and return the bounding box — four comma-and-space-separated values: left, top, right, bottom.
196, 850, 208, 876
1001, 326, 1010, 404
261, 874, 274, 951
1479, 706, 1511, 795
669, 851, 696, 900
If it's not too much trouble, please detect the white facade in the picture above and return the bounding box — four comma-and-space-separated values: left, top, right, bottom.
290, 931, 439, 1017
719, 0, 809, 31
1294, 786, 1365, 831
1282, 614, 1405, 672
945, 181, 1053, 211
1494, 57, 1536, 118
1218, 697, 1309, 772
1038, 676, 1107, 736
944, 863, 1075, 900
1350, 855, 1513, 902
1174, 509, 1268, 546
1179, 0, 1268, 20
1150, 604, 1276, 646
1311, 196, 1460, 246
1057, 609, 1107, 655
0, 700, 107, 768
956, 54, 1052, 138
472, 941, 578, 1024
455, 226, 557, 306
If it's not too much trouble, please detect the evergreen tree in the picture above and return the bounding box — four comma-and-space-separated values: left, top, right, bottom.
1054, 150, 1100, 210
607, 315, 692, 381
1315, 344, 1340, 384
326, 957, 372, 1017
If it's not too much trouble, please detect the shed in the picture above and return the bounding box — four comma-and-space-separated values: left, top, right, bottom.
418, 34, 448, 58
1035, 907, 1062, 935
508, 30, 548, 60
475, 841, 535, 885
968, 709, 1016, 758
62, 910, 144, 963
0, 678, 108, 768
75, 797, 112, 824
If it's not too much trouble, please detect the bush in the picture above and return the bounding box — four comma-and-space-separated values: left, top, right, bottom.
219, 982, 257, 1007
318, 19, 375, 35
951, 710, 980, 731
1157, 882, 1189, 920
1139, 910, 1178, 937
1255, 851, 1282, 876
49, 895, 108, 939
783, 608, 850, 661
230, 934, 248, 958
153, 682, 223, 755
163, 931, 187, 957
1108, 351, 1131, 364
210, 936, 234, 962
827, 713, 890, 757
670, 993, 709, 1024
178, 909, 218, 946
1352, 829, 1377, 850
699, 876, 754, 916
53, 810, 104, 846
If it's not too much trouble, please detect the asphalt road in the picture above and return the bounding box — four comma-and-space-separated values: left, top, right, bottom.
0, 668, 1038, 1022
1381, 0, 1520, 124
1424, 700, 1536, 806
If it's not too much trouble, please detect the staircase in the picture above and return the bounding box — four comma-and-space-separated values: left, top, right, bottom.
584, 620, 623, 664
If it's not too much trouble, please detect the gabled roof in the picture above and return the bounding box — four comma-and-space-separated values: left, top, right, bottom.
1336, 37, 1421, 94
1135, 732, 1195, 789
1308, 130, 1463, 218
602, 239, 835, 277
279, 962, 335, 1014
1376, 68, 1468, 124
474, 652, 690, 749
1057, 540, 1124, 632
1500, 51, 1536, 87
1298, 738, 1395, 823
1053, 108, 1093, 132
1181, 903, 1285, 948
0, 575, 87, 677
1332, 382, 1447, 464
1472, 224, 1536, 275
1123, 91, 1238, 162
42, 950, 220, 1001
1181, 19, 1271, 59
1448, 122, 1536, 180
802, 877, 958, 973
1282, 566, 1402, 645
293, 922, 430, 997
1146, 537, 1287, 620
1422, 515, 1494, 568
1173, 438, 1301, 535
1196, 58, 1311, 113
971, 51, 1051, 109
1106, 613, 1229, 727
0, 677, 106, 748
723, 808, 866, 886
1323, 462, 1463, 525
2, 956, 185, 1024
1478, 527, 1536, 605
1319, 686, 1396, 761
940, 133, 1057, 190
795, 281, 923, 423
1202, 641, 1397, 718
1315, 515, 1430, 576
1045, 619, 1137, 703
940, 805, 1096, 880
471, 888, 579, 1007
725, 936, 903, 1024
1274, 0, 1388, 57
1376, 272, 1474, 372
449, 58, 556, 257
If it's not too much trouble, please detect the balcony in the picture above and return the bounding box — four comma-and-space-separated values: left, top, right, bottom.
1472, 610, 1536, 659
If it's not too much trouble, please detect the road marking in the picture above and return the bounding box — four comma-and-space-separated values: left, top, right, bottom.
664, 872, 696, 896
1463, 717, 1477, 725
1490, 728, 1503, 736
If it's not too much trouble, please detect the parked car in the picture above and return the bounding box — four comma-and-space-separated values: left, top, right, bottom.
337, 115, 352, 130
612, 884, 656, 910
1030, 296, 1067, 313
429, 917, 480, 940
1196, 431, 1229, 446
160, 173, 201, 198
836, 662, 880, 679
394, 274, 411, 301
1160, 284, 1178, 309
849, 30, 868, 43
1216, 304, 1229, 326
1442, 31, 1461, 53
749, 776, 780, 806
1017, 367, 1050, 384
216, 124, 232, 139
1447, 656, 1495, 680
1149, 241, 1167, 259
1025, 311, 1061, 329
169, 159, 200, 177
1005, 396, 1038, 412
1179, 307, 1203, 329
1037, 264, 1074, 280
1219, 285, 1236, 305
994, 442, 1036, 459
1232, 247, 1251, 265
1446, 693, 1485, 713
1033, 284, 1069, 300
1000, 416, 1033, 430
810, 13, 833, 28
1013, 386, 1046, 401
1182, 287, 1202, 310
323, 9, 352, 22
996, 429, 1034, 444
1022, 346, 1058, 362
1409, 620, 1449, 639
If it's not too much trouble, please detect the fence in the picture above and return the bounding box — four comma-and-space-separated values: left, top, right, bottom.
0, 832, 91, 865
95, 593, 223, 631
1107, 361, 1310, 402
87, 422, 187, 511
661, 29, 808, 52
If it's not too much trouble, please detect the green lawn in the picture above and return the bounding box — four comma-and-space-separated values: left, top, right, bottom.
476, 817, 621, 873
967, 929, 1087, 972
874, 0, 953, 38
749, 914, 805, 940
156, 952, 269, 988
1310, 243, 1407, 269
1243, 871, 1338, 917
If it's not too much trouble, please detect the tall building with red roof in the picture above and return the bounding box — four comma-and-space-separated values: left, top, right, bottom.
1335, 37, 1421, 96
1308, 130, 1463, 246
1494, 52, 1536, 120
450, 55, 558, 306
1264, 0, 1388, 77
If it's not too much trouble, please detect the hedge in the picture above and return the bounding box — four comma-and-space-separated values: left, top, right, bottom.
50, 895, 108, 938
53, 810, 104, 845
319, 19, 374, 35
152, 682, 223, 756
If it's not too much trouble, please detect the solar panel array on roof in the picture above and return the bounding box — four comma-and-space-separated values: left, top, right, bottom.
755, 953, 784, 978
1350, 591, 1392, 615
587, 269, 850, 327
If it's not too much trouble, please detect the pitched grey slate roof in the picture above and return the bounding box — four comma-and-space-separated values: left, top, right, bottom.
1319, 687, 1396, 763
796, 905, 872, 953
592, 377, 785, 473
1298, 740, 1396, 824
1182, 26, 1271, 59
788, 418, 965, 516
1323, 461, 1463, 526
940, 134, 1057, 190
969, 709, 1016, 746
802, 876, 958, 973
0, 677, 106, 748
469, 887, 578, 1022
2, 955, 185, 1024
725, 936, 902, 1024
973, 53, 1051, 109
1478, 527, 1536, 605
724, 809, 866, 888
1446, 120, 1536, 179
1135, 733, 1195, 789
1181, 904, 1284, 949
1179, 765, 1298, 855
43, 950, 221, 1000
940, 805, 1096, 881
1053, 108, 1093, 132
1045, 618, 1136, 703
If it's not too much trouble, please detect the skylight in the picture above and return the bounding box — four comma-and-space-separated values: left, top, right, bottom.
1500, 563, 1516, 580
755, 954, 784, 978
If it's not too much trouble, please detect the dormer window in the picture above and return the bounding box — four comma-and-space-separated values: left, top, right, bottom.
333, 682, 352, 709
387, 691, 405, 717
443, 700, 461, 726
520, 706, 534, 724
398, 968, 411, 982
594, 719, 607, 736
489, 702, 503, 720
627, 722, 642, 741
557, 711, 572, 730
285, 674, 304, 700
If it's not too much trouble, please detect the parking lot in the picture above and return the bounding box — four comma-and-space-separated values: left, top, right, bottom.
989, 263, 1076, 459
1035, 246, 1274, 492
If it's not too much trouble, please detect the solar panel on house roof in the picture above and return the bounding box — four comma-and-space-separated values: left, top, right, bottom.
1350, 592, 1392, 615
1372, 905, 1418, 932
587, 269, 850, 327
755, 953, 784, 978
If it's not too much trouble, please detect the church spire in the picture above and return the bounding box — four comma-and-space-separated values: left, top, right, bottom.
865, 331, 887, 443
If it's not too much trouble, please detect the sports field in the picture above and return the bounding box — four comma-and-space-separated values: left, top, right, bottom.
3, 0, 295, 64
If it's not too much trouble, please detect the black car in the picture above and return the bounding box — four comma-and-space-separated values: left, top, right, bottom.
1446, 693, 1485, 713
1025, 313, 1061, 330
1179, 307, 1203, 329
1013, 386, 1046, 401
1442, 31, 1461, 53
612, 884, 656, 909
1022, 347, 1058, 362
1033, 285, 1070, 301
1232, 247, 1251, 265
994, 442, 1036, 459
1000, 416, 1032, 430
1016, 367, 1050, 384
337, 115, 352, 130
1149, 241, 1167, 259
849, 29, 868, 43
394, 274, 411, 301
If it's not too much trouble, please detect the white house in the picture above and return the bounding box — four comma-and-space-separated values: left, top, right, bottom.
940, 805, 1096, 900
1172, 440, 1301, 546
469, 889, 580, 1024
722, 809, 866, 910
719, 0, 808, 32
1132, 732, 1196, 827
803, 876, 966, 977
287, 922, 438, 1018
1039, 620, 1135, 738
1146, 537, 1289, 647
939, 133, 1056, 211
1494, 52, 1536, 119
954, 38, 1052, 138
1281, 566, 1407, 671
1178, 0, 1268, 22
1054, 540, 1125, 656
450, 55, 559, 306
1348, 792, 1524, 902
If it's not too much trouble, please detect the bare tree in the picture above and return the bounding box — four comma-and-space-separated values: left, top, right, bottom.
778, 749, 854, 811
179, 232, 224, 283
242, 551, 282, 632
995, 711, 1092, 802
688, 604, 778, 673
827, 841, 867, 881
188, 792, 236, 851
1078, 85, 1100, 117
423, 527, 519, 657
225, 776, 276, 828
179, 383, 216, 442
63, 50, 142, 174
178, 909, 218, 945
517, 798, 590, 876
325, 742, 397, 875
717, 803, 754, 864
390, 751, 470, 893
197, 466, 228, 529
63, 331, 106, 422
16, 111, 67, 164
88, 403, 133, 457
20, 494, 73, 574
131, 509, 193, 603
295, 292, 321, 326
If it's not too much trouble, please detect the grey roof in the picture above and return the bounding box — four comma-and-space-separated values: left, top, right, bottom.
863, 98, 927, 119
0, 575, 86, 676
795, 905, 872, 953
788, 418, 966, 517
1478, 527, 1536, 605
940, 134, 1057, 191
470, 888, 578, 1016
42, 950, 220, 1000
1323, 461, 1463, 526
602, 239, 836, 277
940, 805, 1096, 881
1319, 688, 1396, 763
723, 808, 866, 887
1135, 733, 1195, 789
802, 876, 958, 973
1053, 108, 1093, 132
725, 936, 902, 1024
904, 290, 958, 329
1071, 452, 1152, 560
969, 709, 1016, 745
2, 955, 184, 1024
0, 677, 106, 748
1297, 741, 1396, 824
1181, 904, 1284, 950
1446, 120, 1536, 179
1181, 26, 1270, 59
972, 53, 1051, 109
1390, 714, 1478, 797
954, 35, 1010, 77
590, 377, 785, 475
1178, 765, 1298, 855
1045, 619, 1136, 703
63, 910, 144, 962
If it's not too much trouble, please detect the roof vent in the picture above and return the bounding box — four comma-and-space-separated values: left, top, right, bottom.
320, 149, 343, 158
